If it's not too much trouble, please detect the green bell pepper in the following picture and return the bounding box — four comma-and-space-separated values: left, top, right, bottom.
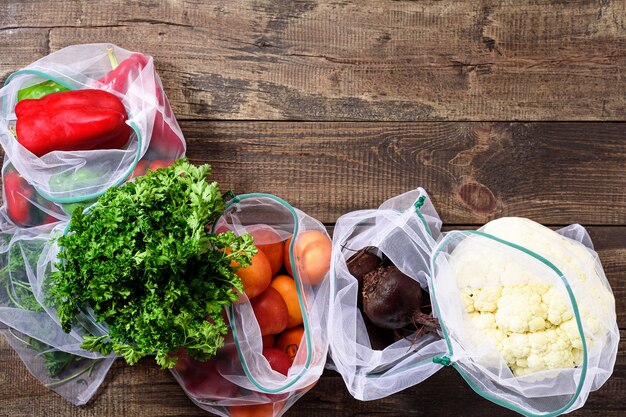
49, 168, 101, 214
17, 80, 70, 102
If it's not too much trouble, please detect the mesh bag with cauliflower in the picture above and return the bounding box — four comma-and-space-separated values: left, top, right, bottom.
429, 218, 619, 416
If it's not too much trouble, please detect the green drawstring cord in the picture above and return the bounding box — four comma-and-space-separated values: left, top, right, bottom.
221, 189, 237, 202
414, 195, 426, 210
433, 356, 451, 366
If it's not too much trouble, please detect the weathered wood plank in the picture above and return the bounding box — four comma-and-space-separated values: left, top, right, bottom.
1, 1, 625, 120
181, 121, 626, 225
0, 28, 49, 81
1, 329, 624, 417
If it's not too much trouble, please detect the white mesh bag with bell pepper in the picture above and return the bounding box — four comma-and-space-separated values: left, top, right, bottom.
0, 44, 187, 406
429, 217, 619, 416
0, 43, 185, 228
327, 188, 447, 400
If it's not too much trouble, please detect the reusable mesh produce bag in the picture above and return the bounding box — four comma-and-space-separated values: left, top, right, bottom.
327, 188, 448, 401
0, 43, 186, 404
1, 160, 65, 227
429, 217, 619, 416
0, 43, 185, 215
0, 221, 116, 405
170, 193, 331, 417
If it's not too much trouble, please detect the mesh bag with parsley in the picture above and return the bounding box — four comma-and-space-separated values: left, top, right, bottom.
50, 160, 255, 368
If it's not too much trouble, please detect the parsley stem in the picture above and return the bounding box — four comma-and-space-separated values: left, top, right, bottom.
44, 360, 97, 388
7, 328, 32, 347
6, 280, 26, 310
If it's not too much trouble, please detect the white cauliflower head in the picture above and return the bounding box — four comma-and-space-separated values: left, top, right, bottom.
449, 217, 615, 377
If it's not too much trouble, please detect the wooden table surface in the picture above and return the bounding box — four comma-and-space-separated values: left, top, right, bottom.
1, 1, 625, 416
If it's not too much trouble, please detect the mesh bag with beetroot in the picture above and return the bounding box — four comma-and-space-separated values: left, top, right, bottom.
327, 188, 448, 400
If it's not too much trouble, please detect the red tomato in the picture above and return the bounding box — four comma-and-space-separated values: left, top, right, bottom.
147, 160, 175, 171
234, 250, 272, 299
262, 347, 291, 376
42, 214, 59, 225
250, 228, 285, 276
181, 358, 239, 399
129, 160, 149, 180
250, 287, 288, 336
262, 335, 275, 348
230, 403, 278, 417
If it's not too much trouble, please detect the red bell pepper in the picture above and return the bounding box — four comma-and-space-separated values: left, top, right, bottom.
97, 51, 184, 159
4, 171, 32, 226
15, 89, 131, 157
98, 53, 149, 93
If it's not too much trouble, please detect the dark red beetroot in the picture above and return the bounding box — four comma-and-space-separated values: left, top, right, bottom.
346, 247, 382, 284
363, 315, 395, 350
362, 266, 425, 330
362, 266, 423, 329
346, 247, 383, 308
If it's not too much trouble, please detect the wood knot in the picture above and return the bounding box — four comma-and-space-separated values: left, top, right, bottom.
458, 182, 497, 213
482, 36, 502, 55
255, 38, 273, 48
377, 32, 392, 43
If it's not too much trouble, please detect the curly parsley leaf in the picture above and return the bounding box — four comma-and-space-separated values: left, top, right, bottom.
50, 159, 255, 368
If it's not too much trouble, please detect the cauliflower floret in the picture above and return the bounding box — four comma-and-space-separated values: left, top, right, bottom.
526, 353, 547, 374
495, 285, 547, 333
500, 333, 530, 364
473, 286, 501, 312
560, 319, 583, 350
542, 287, 572, 326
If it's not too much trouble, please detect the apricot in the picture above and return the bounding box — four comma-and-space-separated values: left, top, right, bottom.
284, 231, 331, 285
298, 238, 331, 285
270, 275, 303, 328
275, 326, 304, 363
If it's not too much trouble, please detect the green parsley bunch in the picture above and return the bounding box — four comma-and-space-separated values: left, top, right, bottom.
50, 160, 255, 368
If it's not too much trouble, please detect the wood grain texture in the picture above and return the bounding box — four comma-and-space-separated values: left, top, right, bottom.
181, 121, 626, 225
1, 0, 625, 415
1, 1, 625, 120
1, 328, 624, 417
